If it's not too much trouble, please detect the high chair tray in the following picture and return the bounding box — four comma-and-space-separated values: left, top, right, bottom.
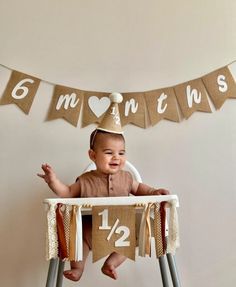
44, 194, 179, 210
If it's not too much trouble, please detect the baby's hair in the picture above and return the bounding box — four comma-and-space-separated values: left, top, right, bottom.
90, 129, 125, 150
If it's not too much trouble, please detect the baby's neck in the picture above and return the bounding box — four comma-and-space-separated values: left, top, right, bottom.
95, 169, 121, 176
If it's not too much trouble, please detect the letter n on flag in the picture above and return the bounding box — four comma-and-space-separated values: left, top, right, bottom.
119, 93, 146, 128
47, 85, 83, 127
92, 205, 136, 262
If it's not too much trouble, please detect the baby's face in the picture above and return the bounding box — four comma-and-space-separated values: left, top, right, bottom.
90, 134, 126, 174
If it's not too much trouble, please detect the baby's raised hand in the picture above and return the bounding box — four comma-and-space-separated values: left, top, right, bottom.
37, 163, 56, 184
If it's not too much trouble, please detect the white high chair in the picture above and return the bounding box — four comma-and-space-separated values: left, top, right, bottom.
44, 161, 181, 287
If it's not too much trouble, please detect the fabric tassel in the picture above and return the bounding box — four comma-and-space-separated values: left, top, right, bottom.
75, 205, 83, 261
160, 202, 167, 254
46, 203, 58, 260
56, 203, 68, 260
167, 199, 180, 254
153, 203, 164, 258
144, 203, 152, 256
63, 204, 71, 259
138, 204, 148, 257
138, 203, 152, 257
69, 205, 77, 261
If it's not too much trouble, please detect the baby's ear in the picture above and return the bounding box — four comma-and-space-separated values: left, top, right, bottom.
88, 149, 96, 162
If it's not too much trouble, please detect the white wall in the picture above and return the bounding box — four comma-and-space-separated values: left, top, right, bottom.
0, 1, 236, 286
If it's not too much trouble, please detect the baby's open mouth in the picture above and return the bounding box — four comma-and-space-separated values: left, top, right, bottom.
109, 163, 119, 167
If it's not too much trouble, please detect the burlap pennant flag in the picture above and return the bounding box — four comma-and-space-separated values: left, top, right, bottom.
174, 78, 211, 119
47, 85, 83, 127
202, 66, 236, 109
144, 88, 180, 125
119, 93, 146, 128
82, 91, 110, 127
0, 70, 40, 114
92, 205, 136, 262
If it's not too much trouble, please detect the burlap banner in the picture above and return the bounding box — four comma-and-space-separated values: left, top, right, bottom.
144, 88, 180, 125
0, 70, 40, 114
92, 205, 136, 262
174, 78, 212, 119
0, 62, 236, 128
47, 85, 83, 127
202, 66, 236, 109
82, 91, 110, 127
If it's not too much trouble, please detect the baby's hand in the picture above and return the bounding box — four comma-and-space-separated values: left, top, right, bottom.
37, 163, 56, 184
152, 189, 170, 196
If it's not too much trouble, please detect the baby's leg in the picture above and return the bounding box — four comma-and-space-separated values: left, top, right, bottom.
64, 216, 92, 281
101, 252, 127, 280
63, 240, 90, 281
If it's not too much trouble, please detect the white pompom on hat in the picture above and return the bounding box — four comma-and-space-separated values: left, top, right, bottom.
109, 92, 123, 104
97, 92, 123, 134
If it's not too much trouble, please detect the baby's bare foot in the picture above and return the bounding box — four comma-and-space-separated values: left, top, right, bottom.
101, 264, 118, 280
63, 268, 83, 281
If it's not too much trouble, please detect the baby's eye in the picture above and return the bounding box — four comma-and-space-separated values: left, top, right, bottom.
119, 152, 125, 155
105, 151, 112, 154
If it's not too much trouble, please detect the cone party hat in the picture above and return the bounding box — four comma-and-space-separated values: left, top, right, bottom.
97, 92, 123, 134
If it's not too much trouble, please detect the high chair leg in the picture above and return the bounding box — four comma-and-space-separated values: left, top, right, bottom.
46, 258, 58, 287
166, 254, 181, 287
56, 259, 65, 287
158, 256, 170, 287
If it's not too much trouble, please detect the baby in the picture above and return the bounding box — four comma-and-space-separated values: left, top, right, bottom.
38, 129, 169, 281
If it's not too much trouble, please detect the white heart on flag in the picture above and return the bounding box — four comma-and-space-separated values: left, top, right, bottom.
88, 96, 110, 118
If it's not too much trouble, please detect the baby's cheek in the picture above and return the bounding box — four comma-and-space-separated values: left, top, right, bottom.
120, 161, 126, 168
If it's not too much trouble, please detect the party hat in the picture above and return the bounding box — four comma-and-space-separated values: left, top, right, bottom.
97, 92, 123, 134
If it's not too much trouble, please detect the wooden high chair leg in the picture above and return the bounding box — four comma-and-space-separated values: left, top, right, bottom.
158, 256, 170, 287
46, 258, 58, 287
166, 254, 181, 287
56, 259, 65, 287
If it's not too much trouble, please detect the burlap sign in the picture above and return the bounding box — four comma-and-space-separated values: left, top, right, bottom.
0, 70, 40, 114
47, 85, 83, 127
202, 66, 236, 109
174, 78, 211, 119
82, 91, 110, 127
144, 88, 180, 125
92, 205, 136, 262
